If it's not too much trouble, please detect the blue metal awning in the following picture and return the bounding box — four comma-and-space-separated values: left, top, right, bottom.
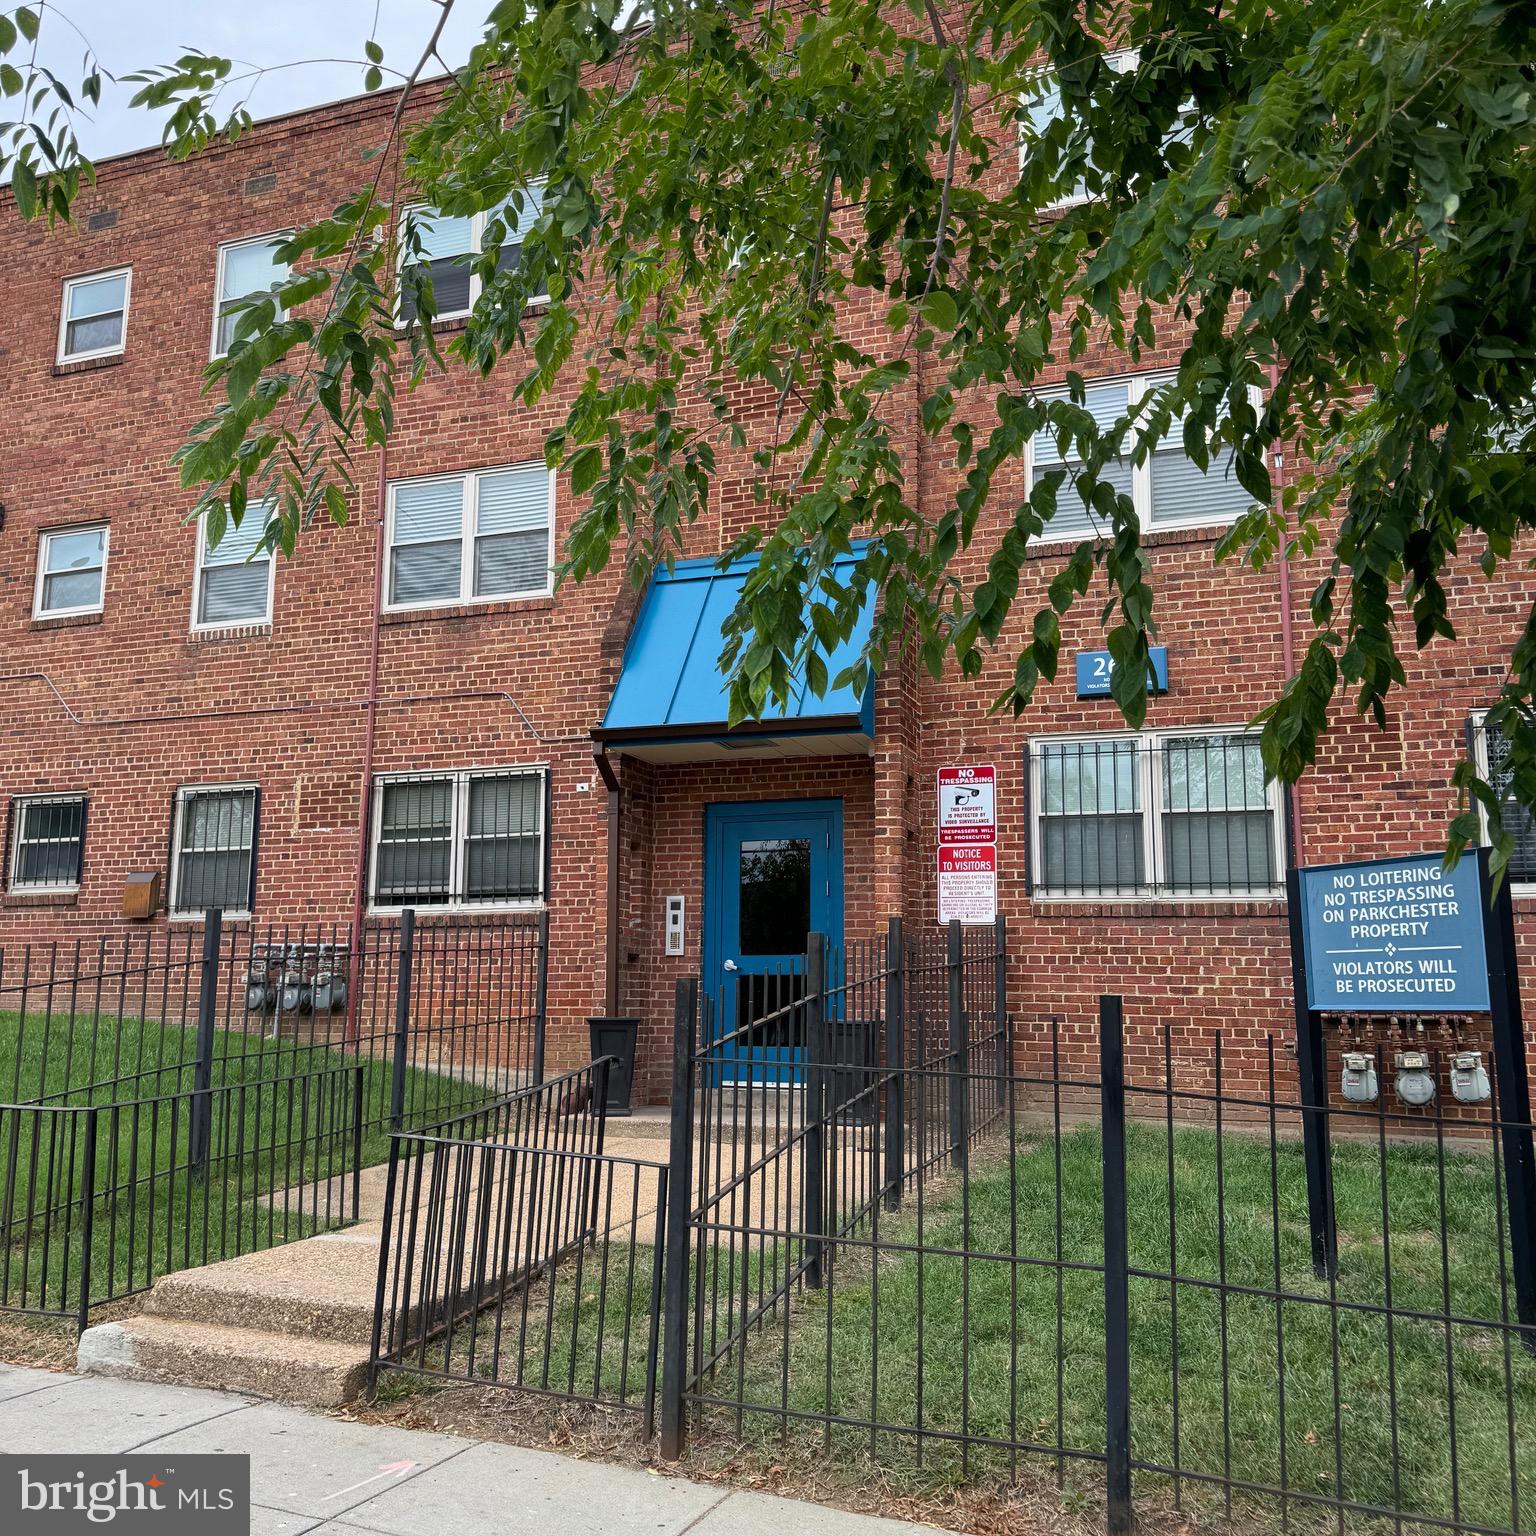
595, 547, 876, 763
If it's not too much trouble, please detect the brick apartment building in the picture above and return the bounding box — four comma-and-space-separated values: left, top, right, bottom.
1, 70, 1531, 1103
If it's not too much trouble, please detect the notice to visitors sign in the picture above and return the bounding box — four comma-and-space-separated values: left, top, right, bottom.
938, 843, 997, 926
1297, 853, 1489, 1013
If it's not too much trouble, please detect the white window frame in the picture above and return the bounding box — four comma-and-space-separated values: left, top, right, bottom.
384, 464, 556, 613
9, 794, 87, 895
211, 231, 291, 360
168, 782, 259, 919
395, 181, 549, 324
1019, 48, 1140, 211
1029, 725, 1286, 902
1025, 370, 1264, 545
190, 508, 277, 633
57, 265, 132, 364
1469, 709, 1536, 894
33, 522, 109, 619
368, 767, 548, 914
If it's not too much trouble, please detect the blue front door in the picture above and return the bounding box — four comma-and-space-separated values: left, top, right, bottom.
702, 799, 844, 1083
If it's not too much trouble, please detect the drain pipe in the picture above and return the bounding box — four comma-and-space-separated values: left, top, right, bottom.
345, 439, 390, 1047
1269, 363, 1306, 864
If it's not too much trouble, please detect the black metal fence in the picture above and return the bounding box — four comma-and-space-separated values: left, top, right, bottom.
653, 961, 1536, 1536
369, 1056, 670, 1431
0, 908, 546, 1326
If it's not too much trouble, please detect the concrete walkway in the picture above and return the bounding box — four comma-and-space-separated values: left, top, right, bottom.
0, 1364, 950, 1536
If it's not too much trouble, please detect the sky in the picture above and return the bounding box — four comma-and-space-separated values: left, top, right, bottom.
36, 1, 492, 160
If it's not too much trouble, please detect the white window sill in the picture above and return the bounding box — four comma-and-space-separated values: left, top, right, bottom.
168, 909, 252, 923
368, 901, 545, 918
1029, 890, 1285, 905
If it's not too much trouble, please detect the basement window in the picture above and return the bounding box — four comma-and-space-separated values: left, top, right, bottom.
370, 768, 546, 911
9, 795, 87, 894
1029, 729, 1283, 899
1469, 712, 1536, 890
170, 785, 259, 917
58, 267, 131, 363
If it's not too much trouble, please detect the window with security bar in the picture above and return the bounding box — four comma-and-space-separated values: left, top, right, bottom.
1030, 731, 1282, 898
1469, 713, 1536, 888
371, 768, 545, 910
9, 795, 87, 892
170, 785, 258, 915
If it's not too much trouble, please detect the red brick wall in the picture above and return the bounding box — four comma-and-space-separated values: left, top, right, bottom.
1, 69, 1531, 1119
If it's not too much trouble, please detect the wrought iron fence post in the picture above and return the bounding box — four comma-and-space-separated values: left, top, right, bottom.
660, 976, 698, 1460
994, 913, 1009, 1103
76, 1106, 98, 1336
804, 931, 827, 1288
947, 918, 967, 1173
1099, 994, 1134, 1536
366, 1130, 404, 1397
389, 909, 415, 1132
189, 908, 222, 1177
532, 908, 551, 1087
883, 916, 904, 1211
1286, 867, 1338, 1281
1479, 848, 1536, 1346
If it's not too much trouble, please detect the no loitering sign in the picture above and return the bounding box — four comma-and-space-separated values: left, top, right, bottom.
1297, 852, 1490, 1013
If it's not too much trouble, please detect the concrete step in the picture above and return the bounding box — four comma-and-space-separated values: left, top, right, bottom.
142, 1231, 384, 1346
77, 1314, 368, 1408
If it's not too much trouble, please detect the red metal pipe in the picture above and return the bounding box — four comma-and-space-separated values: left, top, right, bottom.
345, 438, 389, 1047
1269, 362, 1306, 863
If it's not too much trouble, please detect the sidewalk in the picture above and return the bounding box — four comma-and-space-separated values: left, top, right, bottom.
0, 1364, 950, 1536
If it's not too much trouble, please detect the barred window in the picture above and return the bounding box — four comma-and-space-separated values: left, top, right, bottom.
386, 465, 553, 610
371, 769, 545, 910
9, 796, 87, 892
171, 786, 259, 915
397, 183, 546, 324
1028, 372, 1260, 541
1471, 714, 1536, 885
1030, 731, 1282, 898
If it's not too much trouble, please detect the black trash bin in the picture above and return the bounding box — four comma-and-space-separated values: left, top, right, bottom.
587, 1016, 640, 1116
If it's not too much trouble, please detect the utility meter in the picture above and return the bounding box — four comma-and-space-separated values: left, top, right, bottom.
1450, 1050, 1491, 1105
1393, 1049, 1436, 1107
1340, 1051, 1379, 1104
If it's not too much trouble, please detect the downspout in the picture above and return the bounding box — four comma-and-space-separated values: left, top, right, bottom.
1269, 362, 1306, 865
345, 438, 389, 1046
594, 747, 621, 1015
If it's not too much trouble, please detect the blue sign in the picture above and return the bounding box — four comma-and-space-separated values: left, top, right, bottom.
1298, 853, 1489, 1013
1075, 646, 1169, 698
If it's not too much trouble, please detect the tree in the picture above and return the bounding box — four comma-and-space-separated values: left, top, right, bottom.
4, 0, 1535, 877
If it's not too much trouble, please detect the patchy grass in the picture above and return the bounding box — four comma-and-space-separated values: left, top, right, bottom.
392, 1122, 1536, 1532
0, 1008, 477, 1315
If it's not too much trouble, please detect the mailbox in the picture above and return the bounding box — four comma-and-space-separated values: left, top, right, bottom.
121, 871, 162, 920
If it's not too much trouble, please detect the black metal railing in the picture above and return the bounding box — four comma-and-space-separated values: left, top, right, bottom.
0, 907, 547, 1327
369, 1057, 669, 1431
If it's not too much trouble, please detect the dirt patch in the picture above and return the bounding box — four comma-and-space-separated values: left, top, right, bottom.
0, 1315, 78, 1373
347, 1378, 1213, 1536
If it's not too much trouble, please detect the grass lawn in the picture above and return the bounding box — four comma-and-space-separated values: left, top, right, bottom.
407, 1122, 1536, 1533
1, 1008, 481, 1315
